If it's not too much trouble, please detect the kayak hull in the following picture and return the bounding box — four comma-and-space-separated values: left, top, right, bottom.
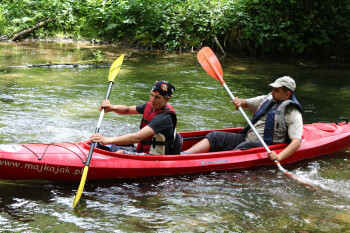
1, 122, 349, 181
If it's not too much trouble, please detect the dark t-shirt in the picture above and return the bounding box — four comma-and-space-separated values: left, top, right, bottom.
136, 103, 174, 140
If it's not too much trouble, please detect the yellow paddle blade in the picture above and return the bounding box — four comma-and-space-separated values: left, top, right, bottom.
72, 166, 89, 208
108, 54, 124, 82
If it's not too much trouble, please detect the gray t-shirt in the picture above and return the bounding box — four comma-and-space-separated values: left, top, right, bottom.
245, 95, 303, 142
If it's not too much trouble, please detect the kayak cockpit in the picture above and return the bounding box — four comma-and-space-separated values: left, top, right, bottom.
80, 140, 288, 161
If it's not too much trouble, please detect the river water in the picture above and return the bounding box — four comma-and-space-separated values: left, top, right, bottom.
0, 42, 349, 232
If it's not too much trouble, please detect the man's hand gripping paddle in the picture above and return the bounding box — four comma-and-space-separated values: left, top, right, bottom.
73, 55, 124, 208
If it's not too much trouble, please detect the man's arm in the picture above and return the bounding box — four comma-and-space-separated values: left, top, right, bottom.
268, 138, 301, 161
233, 98, 248, 109
100, 100, 138, 114
269, 106, 303, 161
90, 125, 155, 145
112, 105, 138, 115
233, 95, 267, 113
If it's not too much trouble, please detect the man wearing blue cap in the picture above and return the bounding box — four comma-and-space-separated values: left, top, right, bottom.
90, 80, 179, 155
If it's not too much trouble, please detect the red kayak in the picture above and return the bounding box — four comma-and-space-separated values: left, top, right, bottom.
0, 120, 349, 181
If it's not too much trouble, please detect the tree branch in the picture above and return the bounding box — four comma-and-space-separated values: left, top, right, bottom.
11, 18, 54, 41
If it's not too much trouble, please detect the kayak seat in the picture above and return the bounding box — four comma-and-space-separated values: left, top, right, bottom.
96, 143, 120, 152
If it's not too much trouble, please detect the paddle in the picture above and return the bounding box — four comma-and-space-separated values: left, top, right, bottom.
196, 47, 303, 181
72, 54, 124, 208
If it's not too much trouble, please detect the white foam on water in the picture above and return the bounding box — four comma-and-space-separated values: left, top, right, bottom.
292, 163, 350, 200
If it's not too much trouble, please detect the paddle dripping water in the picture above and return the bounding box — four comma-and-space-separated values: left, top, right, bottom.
0, 42, 350, 232
295, 157, 350, 200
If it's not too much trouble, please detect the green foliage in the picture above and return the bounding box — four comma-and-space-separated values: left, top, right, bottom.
92, 50, 107, 64
0, 0, 79, 37
0, 6, 4, 35
1, 0, 349, 58
236, 0, 350, 57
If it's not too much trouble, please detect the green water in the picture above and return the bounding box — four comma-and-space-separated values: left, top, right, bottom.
0, 42, 350, 232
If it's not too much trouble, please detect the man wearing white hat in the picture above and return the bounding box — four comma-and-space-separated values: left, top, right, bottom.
184, 76, 303, 162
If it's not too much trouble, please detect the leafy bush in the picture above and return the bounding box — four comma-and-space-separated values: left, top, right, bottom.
235, 0, 350, 57
1, 0, 349, 58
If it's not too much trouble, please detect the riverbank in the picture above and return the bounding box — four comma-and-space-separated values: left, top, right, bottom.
1, 40, 349, 73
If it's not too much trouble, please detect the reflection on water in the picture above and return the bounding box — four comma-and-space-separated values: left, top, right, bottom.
0, 42, 350, 232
